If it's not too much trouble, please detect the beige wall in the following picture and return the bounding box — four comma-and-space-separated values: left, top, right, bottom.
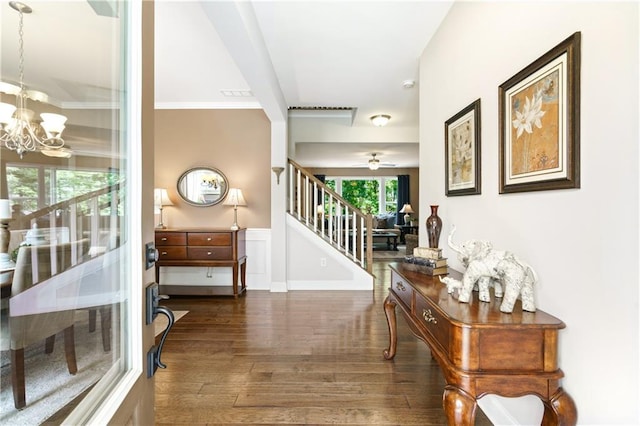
154, 109, 271, 229
306, 166, 419, 218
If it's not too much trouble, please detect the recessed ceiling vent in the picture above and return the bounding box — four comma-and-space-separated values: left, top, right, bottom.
288, 106, 357, 125
221, 90, 253, 97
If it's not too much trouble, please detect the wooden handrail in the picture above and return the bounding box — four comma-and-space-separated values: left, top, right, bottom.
10, 182, 122, 229
7, 182, 123, 256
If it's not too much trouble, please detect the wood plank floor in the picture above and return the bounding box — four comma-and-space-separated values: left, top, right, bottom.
155, 260, 493, 425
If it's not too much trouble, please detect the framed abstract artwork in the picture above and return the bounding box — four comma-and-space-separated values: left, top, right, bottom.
445, 99, 481, 196
499, 32, 581, 193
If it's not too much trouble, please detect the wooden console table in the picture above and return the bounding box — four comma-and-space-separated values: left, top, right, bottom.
384, 263, 577, 425
155, 228, 246, 298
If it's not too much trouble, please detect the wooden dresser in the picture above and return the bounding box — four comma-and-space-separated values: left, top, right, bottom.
384, 263, 577, 425
155, 228, 246, 298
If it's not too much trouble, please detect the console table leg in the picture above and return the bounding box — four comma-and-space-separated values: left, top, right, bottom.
542, 388, 578, 426
443, 385, 477, 426
240, 259, 247, 294
232, 263, 239, 298
383, 295, 397, 360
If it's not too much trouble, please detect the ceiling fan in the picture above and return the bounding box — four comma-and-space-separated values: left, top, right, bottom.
353, 153, 396, 170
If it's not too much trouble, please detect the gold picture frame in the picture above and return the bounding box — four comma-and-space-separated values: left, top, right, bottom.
499, 32, 581, 193
445, 99, 481, 196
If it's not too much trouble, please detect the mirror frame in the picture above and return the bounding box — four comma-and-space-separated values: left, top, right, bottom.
176, 167, 229, 206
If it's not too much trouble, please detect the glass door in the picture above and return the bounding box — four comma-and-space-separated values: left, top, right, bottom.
1, 1, 151, 423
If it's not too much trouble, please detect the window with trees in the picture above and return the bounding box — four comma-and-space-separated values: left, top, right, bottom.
6, 164, 120, 216
325, 177, 397, 214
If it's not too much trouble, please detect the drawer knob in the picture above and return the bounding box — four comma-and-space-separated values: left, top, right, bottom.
207, 237, 212, 241
207, 251, 212, 256
161, 237, 167, 241
161, 251, 167, 256
395, 281, 406, 292
423, 309, 437, 324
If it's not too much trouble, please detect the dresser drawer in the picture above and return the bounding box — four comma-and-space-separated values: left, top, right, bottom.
415, 294, 449, 354
187, 232, 231, 246
188, 246, 233, 260
158, 246, 187, 260
390, 271, 413, 309
156, 232, 186, 246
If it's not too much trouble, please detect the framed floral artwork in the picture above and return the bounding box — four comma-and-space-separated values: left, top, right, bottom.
445, 99, 481, 196
499, 32, 581, 193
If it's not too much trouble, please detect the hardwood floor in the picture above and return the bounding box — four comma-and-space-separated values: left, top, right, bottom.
155, 260, 493, 425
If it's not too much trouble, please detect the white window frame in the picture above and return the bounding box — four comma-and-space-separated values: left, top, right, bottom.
326, 176, 397, 214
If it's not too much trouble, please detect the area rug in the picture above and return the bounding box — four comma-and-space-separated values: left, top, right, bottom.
1, 309, 188, 425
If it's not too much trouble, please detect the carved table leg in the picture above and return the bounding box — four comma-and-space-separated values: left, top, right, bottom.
383, 295, 397, 360
443, 385, 477, 426
239, 259, 247, 294
232, 262, 239, 298
542, 388, 578, 426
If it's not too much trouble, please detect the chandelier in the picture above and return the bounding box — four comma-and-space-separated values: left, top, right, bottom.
0, 1, 70, 159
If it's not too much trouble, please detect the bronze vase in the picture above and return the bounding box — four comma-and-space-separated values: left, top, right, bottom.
425, 205, 442, 248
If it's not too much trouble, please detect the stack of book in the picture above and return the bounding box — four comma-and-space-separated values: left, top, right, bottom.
403, 247, 448, 276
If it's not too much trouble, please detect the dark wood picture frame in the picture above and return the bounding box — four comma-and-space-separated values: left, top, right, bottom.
445, 99, 481, 196
499, 32, 581, 194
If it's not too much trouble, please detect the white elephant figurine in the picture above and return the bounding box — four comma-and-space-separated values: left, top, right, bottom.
438, 226, 537, 313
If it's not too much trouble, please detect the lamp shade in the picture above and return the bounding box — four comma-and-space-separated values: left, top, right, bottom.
399, 204, 414, 214
223, 188, 247, 207
154, 188, 174, 207
0, 199, 11, 220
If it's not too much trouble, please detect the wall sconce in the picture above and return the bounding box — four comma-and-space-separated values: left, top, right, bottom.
272, 167, 285, 185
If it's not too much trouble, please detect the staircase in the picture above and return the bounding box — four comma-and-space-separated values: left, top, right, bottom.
288, 159, 373, 275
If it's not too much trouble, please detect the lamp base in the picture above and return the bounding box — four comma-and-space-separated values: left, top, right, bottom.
404, 214, 411, 225
230, 224, 239, 231
0, 253, 15, 271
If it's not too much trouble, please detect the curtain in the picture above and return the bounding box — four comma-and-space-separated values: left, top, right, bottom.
396, 175, 410, 225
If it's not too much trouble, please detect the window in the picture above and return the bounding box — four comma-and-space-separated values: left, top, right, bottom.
6, 164, 120, 216
326, 177, 397, 214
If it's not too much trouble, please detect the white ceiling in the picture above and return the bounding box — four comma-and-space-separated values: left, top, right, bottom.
1, 1, 453, 166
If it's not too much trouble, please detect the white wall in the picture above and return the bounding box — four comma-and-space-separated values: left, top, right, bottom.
419, 2, 638, 425
287, 216, 374, 290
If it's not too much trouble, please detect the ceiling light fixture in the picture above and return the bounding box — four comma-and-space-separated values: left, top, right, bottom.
368, 153, 380, 170
370, 114, 391, 127
0, 1, 69, 159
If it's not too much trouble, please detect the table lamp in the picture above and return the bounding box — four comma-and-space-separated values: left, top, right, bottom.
223, 188, 247, 230
0, 199, 14, 270
154, 188, 174, 229
399, 203, 414, 225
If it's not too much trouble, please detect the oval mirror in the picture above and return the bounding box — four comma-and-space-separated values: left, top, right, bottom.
176, 167, 229, 206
